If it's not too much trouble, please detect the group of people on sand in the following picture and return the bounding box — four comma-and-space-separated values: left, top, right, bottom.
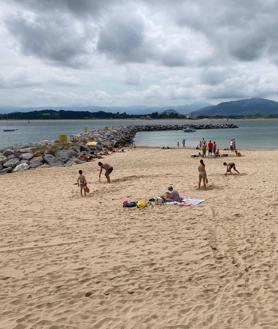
77, 162, 113, 197
198, 159, 240, 189
198, 138, 219, 158
177, 139, 186, 148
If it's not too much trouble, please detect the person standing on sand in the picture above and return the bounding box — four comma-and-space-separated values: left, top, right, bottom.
98, 162, 113, 183
202, 140, 207, 157
177, 141, 180, 148
213, 141, 217, 156
77, 170, 88, 197
198, 159, 208, 189
182, 139, 186, 148
223, 162, 240, 175
208, 140, 213, 157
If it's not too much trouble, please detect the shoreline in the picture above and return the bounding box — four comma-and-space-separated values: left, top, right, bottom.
1, 117, 278, 122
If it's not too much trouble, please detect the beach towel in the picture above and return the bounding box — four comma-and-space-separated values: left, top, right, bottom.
166, 198, 205, 206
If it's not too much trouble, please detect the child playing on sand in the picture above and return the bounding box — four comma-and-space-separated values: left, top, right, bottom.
198, 159, 208, 189
223, 162, 240, 175
77, 170, 88, 197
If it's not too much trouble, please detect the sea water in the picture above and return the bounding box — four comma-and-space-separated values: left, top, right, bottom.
0, 119, 278, 150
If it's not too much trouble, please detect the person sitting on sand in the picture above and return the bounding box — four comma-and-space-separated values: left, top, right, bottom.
198, 159, 208, 189
98, 162, 113, 183
223, 162, 240, 175
77, 170, 87, 197
162, 186, 182, 202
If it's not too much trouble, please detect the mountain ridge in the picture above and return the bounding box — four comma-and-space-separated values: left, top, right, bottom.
192, 98, 278, 117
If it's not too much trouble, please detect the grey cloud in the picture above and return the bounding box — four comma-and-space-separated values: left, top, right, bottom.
6, 14, 91, 67
97, 13, 147, 63
10, 0, 119, 18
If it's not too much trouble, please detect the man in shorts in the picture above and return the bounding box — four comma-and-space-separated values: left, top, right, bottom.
98, 162, 113, 183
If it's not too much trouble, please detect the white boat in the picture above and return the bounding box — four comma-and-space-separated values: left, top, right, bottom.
184, 127, 196, 132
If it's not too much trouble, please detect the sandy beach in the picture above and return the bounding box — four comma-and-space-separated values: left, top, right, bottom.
0, 148, 277, 329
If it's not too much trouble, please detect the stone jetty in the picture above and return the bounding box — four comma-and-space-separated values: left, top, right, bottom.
0, 123, 237, 175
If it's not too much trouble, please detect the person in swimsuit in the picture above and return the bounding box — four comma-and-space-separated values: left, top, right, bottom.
223, 162, 240, 175
98, 162, 113, 183
198, 159, 208, 189
77, 170, 87, 197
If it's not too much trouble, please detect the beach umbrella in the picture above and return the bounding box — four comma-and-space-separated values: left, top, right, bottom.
86, 141, 97, 146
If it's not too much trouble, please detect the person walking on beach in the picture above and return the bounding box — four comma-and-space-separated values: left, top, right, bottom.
223, 162, 240, 175
182, 139, 186, 148
177, 141, 180, 148
77, 170, 88, 197
198, 159, 208, 189
98, 162, 113, 183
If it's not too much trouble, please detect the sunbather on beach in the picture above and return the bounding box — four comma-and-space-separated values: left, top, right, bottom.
198, 159, 208, 189
77, 170, 87, 197
223, 162, 240, 175
162, 186, 182, 202
98, 162, 113, 183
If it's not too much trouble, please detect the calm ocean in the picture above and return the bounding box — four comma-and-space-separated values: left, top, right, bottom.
0, 119, 278, 150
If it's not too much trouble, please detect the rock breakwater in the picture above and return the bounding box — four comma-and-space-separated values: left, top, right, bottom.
0, 123, 237, 175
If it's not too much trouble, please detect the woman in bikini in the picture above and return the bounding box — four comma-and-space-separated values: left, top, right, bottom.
198, 159, 208, 189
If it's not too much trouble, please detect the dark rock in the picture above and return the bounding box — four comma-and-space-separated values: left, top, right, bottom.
3, 149, 14, 157
0, 167, 12, 174
29, 161, 43, 169
43, 154, 64, 166
55, 149, 76, 163
3, 158, 20, 168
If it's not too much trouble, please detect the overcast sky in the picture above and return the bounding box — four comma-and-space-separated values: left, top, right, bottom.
1, 0, 278, 109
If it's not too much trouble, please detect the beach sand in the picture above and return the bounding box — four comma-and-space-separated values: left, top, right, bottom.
0, 148, 277, 329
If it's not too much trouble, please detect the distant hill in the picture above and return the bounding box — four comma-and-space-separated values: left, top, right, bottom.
0, 109, 131, 120
0, 102, 209, 116
192, 98, 278, 117
0, 109, 187, 120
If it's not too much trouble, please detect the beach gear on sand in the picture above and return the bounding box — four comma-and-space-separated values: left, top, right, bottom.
166, 199, 204, 206
155, 197, 164, 205
84, 186, 90, 193
123, 200, 137, 208
137, 200, 147, 208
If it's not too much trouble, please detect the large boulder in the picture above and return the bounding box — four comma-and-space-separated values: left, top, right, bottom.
43, 154, 64, 166
19, 147, 32, 153
0, 168, 12, 175
65, 158, 85, 167
3, 158, 20, 168
13, 163, 30, 172
55, 149, 76, 163
21, 153, 34, 161
0, 154, 7, 164
3, 149, 14, 157
30, 155, 43, 163
29, 161, 43, 169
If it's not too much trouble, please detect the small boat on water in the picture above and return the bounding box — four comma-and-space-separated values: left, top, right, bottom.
184, 127, 196, 133
3, 129, 18, 132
